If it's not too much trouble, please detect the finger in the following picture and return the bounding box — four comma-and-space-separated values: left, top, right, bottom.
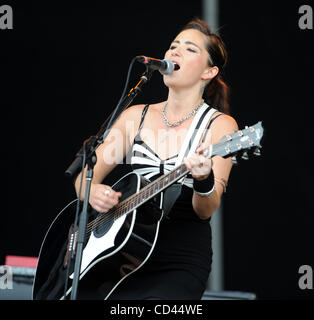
108, 191, 122, 203
105, 187, 121, 198
97, 185, 111, 196
189, 156, 202, 169
196, 143, 208, 154
197, 144, 211, 158
183, 157, 190, 168
185, 157, 203, 173
100, 186, 121, 200
90, 199, 109, 213
93, 204, 109, 213
103, 186, 113, 196
108, 196, 119, 206
96, 190, 119, 205
196, 143, 204, 154
112, 191, 122, 199
191, 152, 207, 165
184, 157, 195, 171
104, 189, 111, 196
94, 197, 118, 211
198, 155, 210, 168
198, 155, 205, 167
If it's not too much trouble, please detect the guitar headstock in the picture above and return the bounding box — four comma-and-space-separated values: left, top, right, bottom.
208, 121, 264, 161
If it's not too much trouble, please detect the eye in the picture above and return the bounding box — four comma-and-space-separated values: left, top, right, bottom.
170, 45, 177, 50
187, 48, 196, 53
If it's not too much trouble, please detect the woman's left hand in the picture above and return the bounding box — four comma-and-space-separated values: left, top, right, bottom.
184, 143, 212, 181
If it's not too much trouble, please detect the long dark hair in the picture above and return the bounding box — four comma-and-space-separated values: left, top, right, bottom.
181, 18, 230, 115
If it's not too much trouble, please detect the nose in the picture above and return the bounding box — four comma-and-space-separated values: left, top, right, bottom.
171, 47, 181, 57
165, 44, 181, 60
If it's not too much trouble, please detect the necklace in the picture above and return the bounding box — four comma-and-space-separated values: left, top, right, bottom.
161, 99, 204, 128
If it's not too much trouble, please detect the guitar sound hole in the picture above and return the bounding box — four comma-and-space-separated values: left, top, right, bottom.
93, 212, 115, 238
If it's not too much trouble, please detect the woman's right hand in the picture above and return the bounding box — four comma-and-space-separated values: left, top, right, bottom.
89, 183, 122, 213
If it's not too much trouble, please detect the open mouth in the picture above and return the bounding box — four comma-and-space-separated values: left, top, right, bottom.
173, 62, 180, 71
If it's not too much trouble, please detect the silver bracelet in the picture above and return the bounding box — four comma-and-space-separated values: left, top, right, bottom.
214, 178, 227, 193
194, 185, 215, 197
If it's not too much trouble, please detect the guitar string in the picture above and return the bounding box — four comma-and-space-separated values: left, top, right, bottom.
83, 176, 156, 234
84, 173, 181, 234
78, 130, 258, 236
96, 165, 189, 229
79, 135, 235, 236
81, 163, 188, 236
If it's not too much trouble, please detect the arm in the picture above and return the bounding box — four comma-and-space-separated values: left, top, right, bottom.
74, 104, 145, 213
184, 114, 238, 219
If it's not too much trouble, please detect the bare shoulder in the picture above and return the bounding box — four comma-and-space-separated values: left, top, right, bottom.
106, 104, 147, 140
213, 113, 238, 131
114, 104, 147, 130
122, 102, 164, 121
114, 104, 147, 143
122, 104, 147, 120
210, 113, 239, 142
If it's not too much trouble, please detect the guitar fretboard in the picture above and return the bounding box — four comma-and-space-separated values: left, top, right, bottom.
112, 163, 189, 219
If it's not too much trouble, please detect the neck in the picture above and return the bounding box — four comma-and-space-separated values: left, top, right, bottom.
166, 86, 203, 117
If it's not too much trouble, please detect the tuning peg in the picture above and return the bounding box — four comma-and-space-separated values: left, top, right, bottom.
241, 151, 249, 160
231, 156, 238, 164
253, 147, 261, 156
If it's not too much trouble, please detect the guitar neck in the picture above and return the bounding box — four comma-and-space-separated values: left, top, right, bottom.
112, 140, 223, 218
110, 121, 264, 220
114, 163, 189, 219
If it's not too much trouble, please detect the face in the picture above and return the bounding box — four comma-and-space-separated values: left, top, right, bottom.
163, 29, 216, 90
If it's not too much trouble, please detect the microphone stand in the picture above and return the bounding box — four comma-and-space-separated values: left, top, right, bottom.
65, 66, 154, 300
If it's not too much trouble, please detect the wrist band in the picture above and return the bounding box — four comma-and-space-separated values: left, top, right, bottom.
193, 170, 215, 197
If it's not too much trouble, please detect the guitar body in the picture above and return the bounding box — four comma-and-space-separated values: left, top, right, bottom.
32, 172, 163, 300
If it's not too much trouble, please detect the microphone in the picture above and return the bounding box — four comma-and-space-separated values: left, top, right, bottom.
136, 56, 174, 75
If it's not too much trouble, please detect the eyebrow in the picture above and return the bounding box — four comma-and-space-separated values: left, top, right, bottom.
172, 40, 201, 50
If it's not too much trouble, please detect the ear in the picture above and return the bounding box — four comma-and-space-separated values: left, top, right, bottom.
201, 66, 219, 81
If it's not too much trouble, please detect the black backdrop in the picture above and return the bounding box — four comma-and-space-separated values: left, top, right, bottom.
1, 0, 313, 299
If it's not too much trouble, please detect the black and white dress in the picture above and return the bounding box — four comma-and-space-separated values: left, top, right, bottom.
109, 103, 220, 300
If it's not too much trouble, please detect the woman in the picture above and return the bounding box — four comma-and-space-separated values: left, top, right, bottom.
75, 18, 238, 299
